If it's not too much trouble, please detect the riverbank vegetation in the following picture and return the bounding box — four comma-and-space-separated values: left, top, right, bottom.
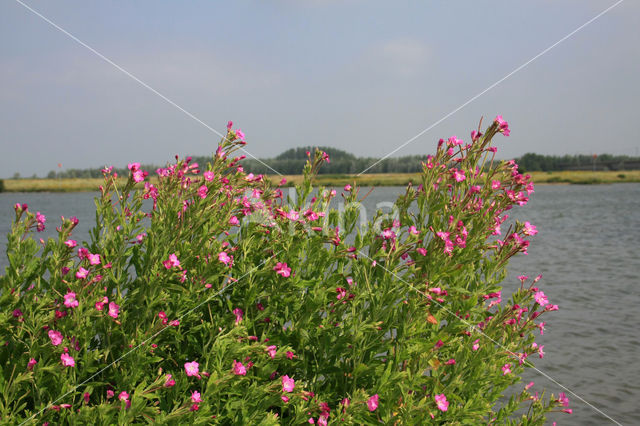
3, 170, 640, 192
1, 118, 570, 423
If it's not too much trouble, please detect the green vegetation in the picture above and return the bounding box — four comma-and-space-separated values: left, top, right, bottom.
4, 170, 640, 192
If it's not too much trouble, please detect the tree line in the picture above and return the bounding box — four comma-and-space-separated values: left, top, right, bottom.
37, 148, 640, 179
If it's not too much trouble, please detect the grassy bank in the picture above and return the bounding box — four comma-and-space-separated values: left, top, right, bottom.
2, 170, 640, 192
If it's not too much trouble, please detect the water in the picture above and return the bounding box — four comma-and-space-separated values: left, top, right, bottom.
1, 184, 639, 425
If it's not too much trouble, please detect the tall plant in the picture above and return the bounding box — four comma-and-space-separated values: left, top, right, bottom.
1, 118, 570, 424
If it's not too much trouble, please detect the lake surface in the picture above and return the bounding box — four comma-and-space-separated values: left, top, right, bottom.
1, 184, 639, 425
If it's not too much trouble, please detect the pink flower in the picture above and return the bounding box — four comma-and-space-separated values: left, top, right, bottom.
274, 262, 291, 278
266, 345, 277, 359
525, 381, 535, 390
282, 375, 295, 392
538, 322, 546, 335
434, 394, 449, 412
185, 361, 201, 378
229, 216, 240, 226
64, 239, 77, 248
95, 296, 108, 311
164, 374, 176, 387
232, 359, 247, 376
219, 251, 232, 266
132, 169, 148, 183
344, 184, 352, 191
76, 267, 89, 279
452, 169, 466, 182
27, 358, 37, 371
409, 225, 419, 235
534, 291, 548, 306
235, 129, 245, 141
35, 212, 46, 232
495, 115, 510, 136
118, 391, 129, 402
63, 292, 79, 309
558, 392, 569, 407
286, 351, 295, 360
48, 330, 63, 346
491, 180, 501, 189
233, 308, 243, 325
472, 339, 480, 351
367, 394, 379, 412
287, 210, 299, 221
416, 247, 427, 256
83, 392, 90, 404
163, 253, 180, 269
108, 302, 120, 319
106, 390, 114, 399
87, 253, 101, 265
227, 120, 233, 130
281, 395, 290, 403
445, 358, 456, 365
197, 185, 208, 199
502, 363, 511, 375
191, 390, 202, 403
523, 221, 538, 236
60, 353, 75, 367
203, 171, 215, 181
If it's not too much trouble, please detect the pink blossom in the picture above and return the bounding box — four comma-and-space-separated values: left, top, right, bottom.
445, 358, 456, 365
502, 363, 511, 375
203, 171, 215, 181
48, 330, 63, 346
534, 291, 548, 306
63, 292, 79, 309
185, 361, 201, 378
409, 225, 419, 235
60, 353, 75, 367
233, 308, 243, 325
495, 115, 510, 136
83, 392, 90, 404
35, 212, 46, 232
472, 339, 480, 351
229, 216, 240, 226
64, 239, 77, 248
286, 351, 295, 359
274, 262, 291, 278
416, 247, 427, 256
191, 390, 202, 403
27, 358, 37, 370
235, 129, 245, 141
95, 296, 108, 311
227, 120, 233, 130
163, 253, 180, 269
107, 390, 115, 399
197, 185, 208, 199
491, 180, 501, 190
76, 267, 89, 279
434, 394, 449, 412
219, 251, 232, 266
523, 221, 538, 236
118, 391, 129, 402
266, 345, 277, 359
163, 374, 176, 387
452, 169, 466, 182
281, 395, 290, 403
558, 392, 569, 407
232, 359, 247, 376
282, 375, 295, 392
108, 302, 120, 319
87, 253, 101, 265
367, 394, 379, 411
287, 210, 299, 221
132, 169, 148, 183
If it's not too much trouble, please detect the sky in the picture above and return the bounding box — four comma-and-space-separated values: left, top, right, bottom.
1, 0, 639, 178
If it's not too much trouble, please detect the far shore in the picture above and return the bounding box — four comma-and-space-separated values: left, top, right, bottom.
2, 170, 640, 193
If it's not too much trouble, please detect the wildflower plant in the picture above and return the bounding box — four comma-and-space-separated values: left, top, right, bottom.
0, 118, 570, 424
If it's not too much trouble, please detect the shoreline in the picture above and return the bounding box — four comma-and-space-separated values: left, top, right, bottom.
2, 170, 640, 192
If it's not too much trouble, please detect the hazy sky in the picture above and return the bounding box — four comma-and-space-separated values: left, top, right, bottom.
1, 1, 639, 178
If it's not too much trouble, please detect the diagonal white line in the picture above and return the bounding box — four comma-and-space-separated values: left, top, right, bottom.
19, 252, 280, 426
357, 0, 625, 176
12, 0, 284, 177
356, 250, 622, 425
